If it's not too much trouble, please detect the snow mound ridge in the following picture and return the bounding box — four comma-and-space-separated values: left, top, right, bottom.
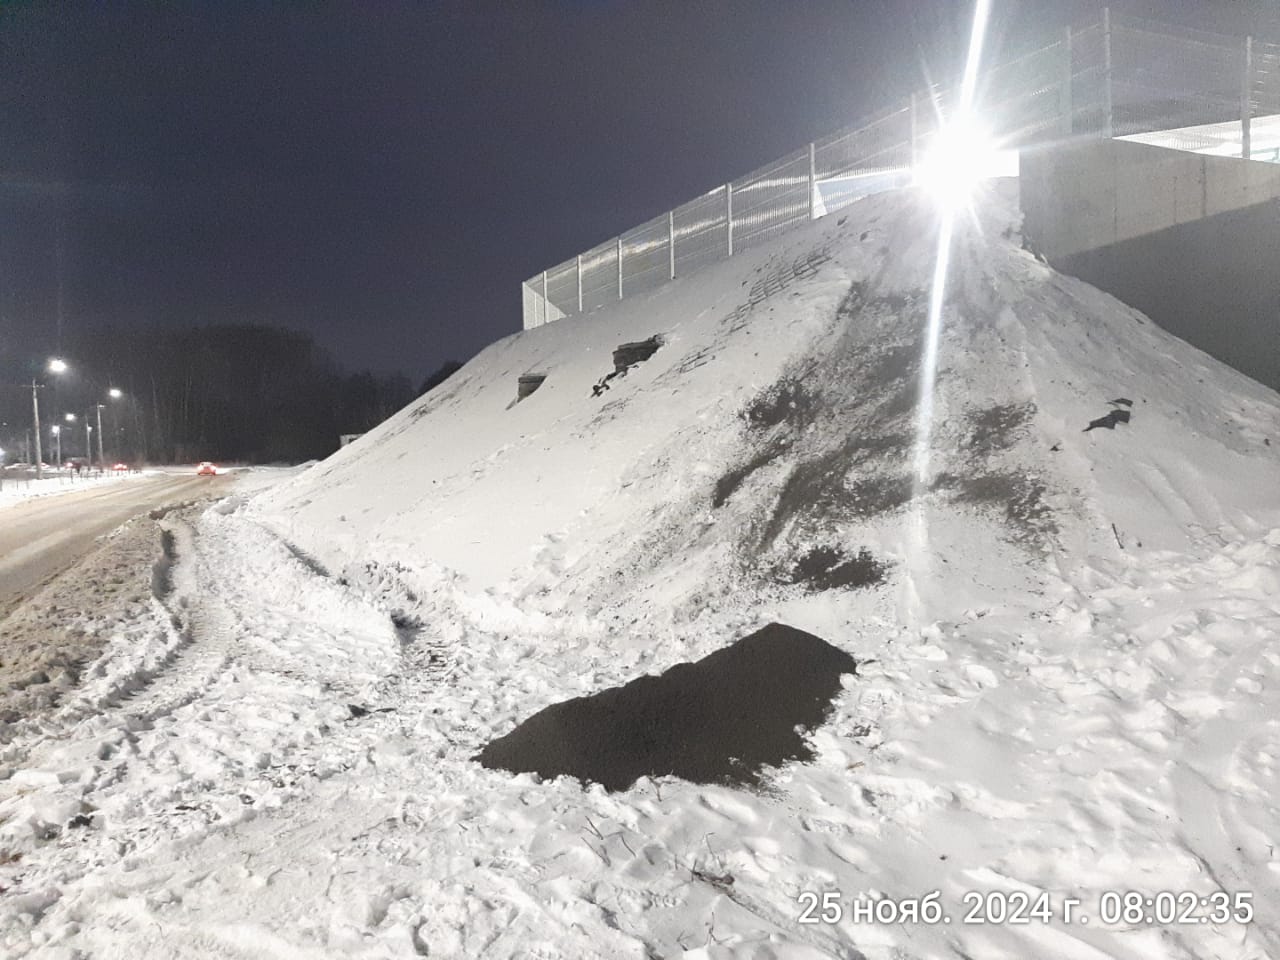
255, 180, 1280, 630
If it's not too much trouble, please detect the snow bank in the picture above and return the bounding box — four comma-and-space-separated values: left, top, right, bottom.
257, 178, 1279, 624
3, 180, 1279, 959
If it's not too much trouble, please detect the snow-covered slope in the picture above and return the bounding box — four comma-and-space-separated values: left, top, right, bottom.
3, 181, 1279, 959
259, 179, 1279, 625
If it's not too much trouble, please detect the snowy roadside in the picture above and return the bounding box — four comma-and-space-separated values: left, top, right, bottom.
2, 501, 1277, 958
0, 471, 150, 510
0, 516, 161, 733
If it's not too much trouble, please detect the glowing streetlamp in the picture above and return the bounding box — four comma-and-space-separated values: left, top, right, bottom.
31, 358, 69, 480
51, 425, 62, 469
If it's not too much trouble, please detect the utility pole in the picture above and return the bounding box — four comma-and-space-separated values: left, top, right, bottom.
32, 380, 44, 480
95, 404, 105, 469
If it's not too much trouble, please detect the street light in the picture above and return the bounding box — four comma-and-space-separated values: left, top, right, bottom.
51, 424, 61, 469
106, 389, 125, 463
93, 403, 107, 469
31, 357, 69, 481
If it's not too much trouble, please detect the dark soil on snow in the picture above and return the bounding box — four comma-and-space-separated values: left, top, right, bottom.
784, 546, 887, 591
476, 622, 857, 792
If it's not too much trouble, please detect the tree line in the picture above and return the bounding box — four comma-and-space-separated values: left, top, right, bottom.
1, 324, 452, 465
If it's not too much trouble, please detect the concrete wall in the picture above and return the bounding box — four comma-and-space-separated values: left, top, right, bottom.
1052, 199, 1280, 393
1021, 138, 1280, 261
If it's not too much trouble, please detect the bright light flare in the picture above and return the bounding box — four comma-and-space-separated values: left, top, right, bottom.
47, 358, 68, 374
906, 0, 995, 603
914, 115, 1012, 210
64, 413, 76, 422
109, 388, 123, 399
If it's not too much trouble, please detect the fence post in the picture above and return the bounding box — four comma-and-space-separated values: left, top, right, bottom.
576, 254, 583, 313
616, 237, 623, 300
541, 270, 548, 326
1102, 7, 1113, 138
668, 210, 676, 279
808, 142, 817, 220
1061, 26, 1073, 136
1242, 35, 1253, 160
725, 183, 734, 257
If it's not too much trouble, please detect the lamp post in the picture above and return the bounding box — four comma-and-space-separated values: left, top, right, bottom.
30, 358, 68, 481
94, 403, 106, 470
51, 425, 61, 471
64, 412, 76, 459
85, 420, 93, 471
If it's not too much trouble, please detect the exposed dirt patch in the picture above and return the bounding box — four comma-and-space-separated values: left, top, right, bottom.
966, 402, 1034, 456
477, 622, 857, 791
761, 434, 912, 544
712, 444, 785, 509
933, 470, 1057, 545
843, 474, 915, 518
783, 546, 887, 592
745, 380, 817, 430
592, 336, 664, 397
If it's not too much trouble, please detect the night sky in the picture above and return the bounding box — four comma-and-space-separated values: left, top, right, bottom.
2, 0, 1276, 381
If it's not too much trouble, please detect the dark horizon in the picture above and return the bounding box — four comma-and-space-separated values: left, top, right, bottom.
3, 0, 1276, 381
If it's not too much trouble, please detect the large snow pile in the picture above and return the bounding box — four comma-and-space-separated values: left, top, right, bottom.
2, 181, 1279, 959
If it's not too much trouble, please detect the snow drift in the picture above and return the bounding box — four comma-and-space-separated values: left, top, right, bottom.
258, 178, 1280, 625
4, 180, 1279, 960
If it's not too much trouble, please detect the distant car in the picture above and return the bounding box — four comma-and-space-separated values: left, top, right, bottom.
112, 462, 128, 472
197, 461, 218, 476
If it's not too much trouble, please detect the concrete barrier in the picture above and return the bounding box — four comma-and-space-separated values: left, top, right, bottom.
1021, 138, 1280, 262
1022, 138, 1280, 392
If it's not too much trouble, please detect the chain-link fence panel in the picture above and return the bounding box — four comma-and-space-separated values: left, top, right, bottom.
1253, 39, 1280, 118
620, 213, 671, 298
1111, 17, 1243, 142
522, 280, 544, 329
521, 275, 567, 329
729, 147, 811, 254
545, 258, 579, 318
812, 106, 912, 217
981, 40, 1069, 144
1068, 22, 1109, 136
523, 13, 1273, 329
673, 186, 729, 277
581, 238, 620, 312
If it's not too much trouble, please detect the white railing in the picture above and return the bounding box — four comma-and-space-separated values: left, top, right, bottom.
523, 10, 1274, 329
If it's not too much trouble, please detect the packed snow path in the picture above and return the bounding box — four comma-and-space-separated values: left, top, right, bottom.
2, 512, 1278, 957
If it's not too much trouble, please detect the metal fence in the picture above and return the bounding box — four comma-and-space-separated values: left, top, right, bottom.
523, 9, 1274, 329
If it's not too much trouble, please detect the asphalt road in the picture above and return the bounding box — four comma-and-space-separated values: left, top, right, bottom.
0, 473, 231, 619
